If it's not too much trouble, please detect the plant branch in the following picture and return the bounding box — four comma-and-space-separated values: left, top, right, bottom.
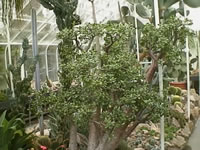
75, 36, 83, 51
104, 33, 115, 53
85, 36, 95, 51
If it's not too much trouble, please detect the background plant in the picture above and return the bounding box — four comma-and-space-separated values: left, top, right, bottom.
140, 17, 192, 83
5, 38, 35, 116
0, 111, 34, 150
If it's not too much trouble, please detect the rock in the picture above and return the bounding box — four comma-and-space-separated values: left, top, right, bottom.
188, 121, 194, 131
134, 148, 145, 150
176, 129, 182, 136
137, 144, 143, 148
191, 102, 195, 109
165, 141, 173, 147
198, 99, 200, 107
143, 130, 148, 134
191, 89, 197, 96
191, 107, 199, 120
190, 95, 196, 102
182, 90, 187, 96
175, 105, 184, 114
36, 129, 50, 136
135, 123, 150, 132
171, 136, 186, 148
181, 123, 191, 137
150, 122, 160, 133
184, 102, 195, 112
184, 103, 196, 119
168, 147, 180, 150
153, 136, 159, 140
172, 118, 180, 128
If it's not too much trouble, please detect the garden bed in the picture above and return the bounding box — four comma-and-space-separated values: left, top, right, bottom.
127, 89, 200, 150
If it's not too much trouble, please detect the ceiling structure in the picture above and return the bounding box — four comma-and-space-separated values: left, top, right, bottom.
0, 0, 60, 46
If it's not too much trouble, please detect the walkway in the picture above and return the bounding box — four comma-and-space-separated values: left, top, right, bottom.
188, 119, 200, 150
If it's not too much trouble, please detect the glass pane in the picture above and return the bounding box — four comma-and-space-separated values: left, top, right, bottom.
48, 46, 58, 81
0, 46, 7, 90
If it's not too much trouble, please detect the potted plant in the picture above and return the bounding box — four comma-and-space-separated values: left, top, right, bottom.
165, 52, 197, 89
165, 51, 187, 89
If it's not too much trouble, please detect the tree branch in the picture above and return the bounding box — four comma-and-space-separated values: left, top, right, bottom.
88, 107, 101, 150
75, 36, 83, 51
148, 49, 157, 61
85, 36, 95, 51
123, 120, 140, 139
104, 33, 115, 53
104, 123, 129, 150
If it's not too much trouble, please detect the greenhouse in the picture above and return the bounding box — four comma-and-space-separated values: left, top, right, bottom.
1, 0, 200, 150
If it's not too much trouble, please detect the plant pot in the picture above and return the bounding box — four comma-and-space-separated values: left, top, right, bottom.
169, 82, 187, 90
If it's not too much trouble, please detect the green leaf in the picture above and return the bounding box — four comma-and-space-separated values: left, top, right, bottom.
14, 130, 23, 136
172, 70, 179, 77
163, 0, 180, 9
184, 0, 200, 8
178, 1, 190, 16
144, 0, 153, 7
136, 4, 151, 19
190, 58, 198, 64
121, 6, 129, 16
126, 0, 143, 4
123, 16, 144, 28
0, 111, 6, 126
164, 8, 177, 19
175, 65, 181, 70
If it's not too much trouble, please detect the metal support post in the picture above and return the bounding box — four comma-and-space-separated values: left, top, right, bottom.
6, 12, 15, 97
20, 47, 25, 80
45, 46, 49, 78
154, 0, 164, 149
31, 8, 44, 135
134, 4, 140, 61
197, 32, 200, 95
183, 0, 190, 120
56, 47, 60, 81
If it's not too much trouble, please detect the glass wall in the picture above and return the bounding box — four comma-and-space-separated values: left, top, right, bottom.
0, 46, 7, 90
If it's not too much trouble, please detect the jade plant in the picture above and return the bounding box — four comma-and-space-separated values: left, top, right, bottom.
33, 22, 168, 150
123, 0, 198, 83
140, 17, 192, 83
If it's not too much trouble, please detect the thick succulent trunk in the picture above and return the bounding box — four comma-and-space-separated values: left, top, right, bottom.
87, 121, 98, 150
146, 60, 158, 83
94, 134, 109, 150
87, 108, 100, 150
69, 123, 77, 150
104, 124, 128, 150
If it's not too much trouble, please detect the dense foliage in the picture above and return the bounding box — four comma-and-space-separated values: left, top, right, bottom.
33, 23, 168, 150
6, 38, 34, 115
140, 17, 192, 82
40, 0, 81, 31
0, 111, 34, 150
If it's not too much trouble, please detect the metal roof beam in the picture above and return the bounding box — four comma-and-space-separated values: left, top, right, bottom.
10, 7, 43, 42
0, 42, 58, 46
38, 25, 57, 43
27, 14, 55, 41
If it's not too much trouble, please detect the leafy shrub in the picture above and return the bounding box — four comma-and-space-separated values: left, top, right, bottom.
0, 111, 34, 150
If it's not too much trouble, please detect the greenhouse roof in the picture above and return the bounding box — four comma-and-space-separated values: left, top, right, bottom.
0, 0, 60, 47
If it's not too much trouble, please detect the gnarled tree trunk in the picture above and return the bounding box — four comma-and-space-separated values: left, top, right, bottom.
146, 60, 158, 83
69, 123, 77, 150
